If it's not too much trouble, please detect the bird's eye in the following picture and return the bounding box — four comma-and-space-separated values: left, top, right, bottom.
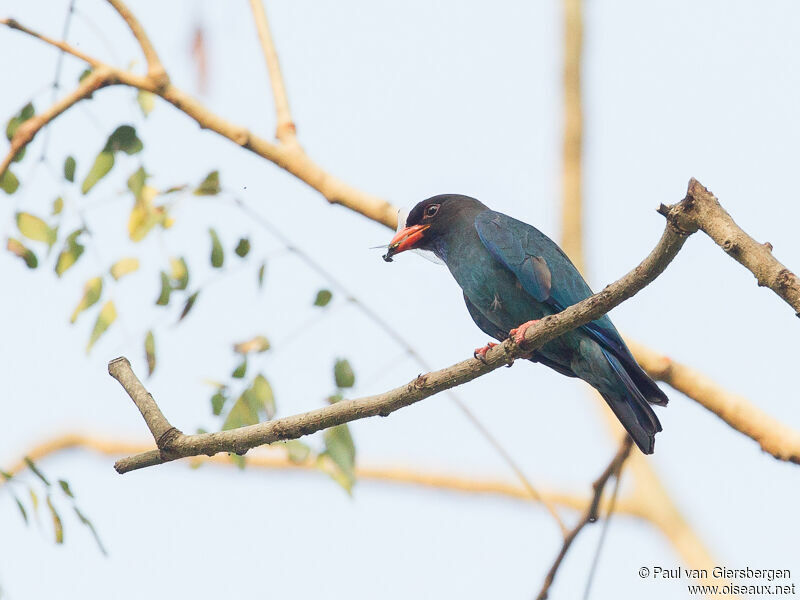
425, 204, 440, 218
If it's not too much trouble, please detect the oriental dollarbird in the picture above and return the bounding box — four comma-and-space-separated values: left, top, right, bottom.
383, 195, 667, 454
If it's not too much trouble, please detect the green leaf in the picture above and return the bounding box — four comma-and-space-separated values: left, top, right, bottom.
52, 196, 64, 215
70, 277, 103, 323
178, 291, 199, 322
6, 102, 35, 141
257, 262, 266, 288
235, 237, 250, 258
127, 176, 170, 241
232, 358, 247, 379
323, 424, 356, 493
16, 212, 57, 247
0, 468, 12, 480
55, 229, 85, 277
209, 228, 224, 268
145, 330, 156, 376
137, 90, 155, 116
81, 150, 114, 194
110, 257, 139, 280
222, 395, 259, 431
7, 238, 38, 268
211, 390, 227, 416
194, 170, 220, 195
169, 257, 189, 290
245, 374, 275, 420
155, 271, 171, 306
12, 492, 28, 525
78, 68, 92, 83
86, 300, 117, 353
74, 506, 107, 556
334, 359, 355, 388
313, 289, 333, 307
1, 169, 20, 194
230, 454, 246, 469
233, 335, 270, 354
25, 457, 51, 486
283, 440, 311, 464
127, 166, 146, 199
46, 495, 64, 544
104, 125, 143, 155
64, 156, 76, 182
58, 479, 74, 498
29, 488, 40, 518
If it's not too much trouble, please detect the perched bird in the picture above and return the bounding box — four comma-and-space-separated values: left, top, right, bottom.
383, 195, 667, 454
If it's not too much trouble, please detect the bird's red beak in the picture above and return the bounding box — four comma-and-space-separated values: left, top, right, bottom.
383, 224, 430, 262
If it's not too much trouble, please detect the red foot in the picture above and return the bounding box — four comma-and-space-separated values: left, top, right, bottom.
510, 320, 540, 345
473, 342, 498, 362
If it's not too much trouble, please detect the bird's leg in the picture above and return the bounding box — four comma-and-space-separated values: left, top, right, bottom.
473, 342, 498, 363
509, 320, 540, 346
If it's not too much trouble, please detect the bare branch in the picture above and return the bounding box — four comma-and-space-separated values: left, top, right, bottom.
248, 0, 295, 141
0, 432, 639, 517
0, 431, 728, 586
536, 437, 632, 600
628, 339, 800, 464
560, 0, 584, 272
112, 205, 688, 473
107, 358, 181, 450
0, 17, 397, 228
659, 178, 800, 316
0, 17, 100, 66
0, 66, 110, 176
104, 0, 167, 84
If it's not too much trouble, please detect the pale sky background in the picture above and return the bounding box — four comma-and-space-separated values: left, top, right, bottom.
1, 1, 799, 599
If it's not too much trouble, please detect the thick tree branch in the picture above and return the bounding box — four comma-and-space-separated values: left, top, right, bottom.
658, 178, 800, 316
248, 0, 295, 141
536, 436, 632, 600
112, 202, 689, 473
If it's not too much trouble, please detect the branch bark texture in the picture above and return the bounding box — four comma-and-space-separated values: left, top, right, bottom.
112, 197, 690, 473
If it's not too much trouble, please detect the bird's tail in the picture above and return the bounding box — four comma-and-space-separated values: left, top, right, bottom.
585, 348, 663, 454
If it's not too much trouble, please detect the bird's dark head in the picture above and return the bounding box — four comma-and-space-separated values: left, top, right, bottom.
382, 195, 486, 262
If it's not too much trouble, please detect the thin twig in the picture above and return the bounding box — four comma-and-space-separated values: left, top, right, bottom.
560, 0, 584, 273
0, 18, 100, 66
247, 0, 295, 141
582, 451, 624, 600
104, 0, 167, 83
535, 437, 632, 600
38, 0, 76, 162
0, 66, 110, 176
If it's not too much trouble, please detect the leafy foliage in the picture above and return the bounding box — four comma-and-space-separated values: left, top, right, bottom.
86, 300, 117, 353
82, 125, 144, 194
194, 170, 220, 195
7, 238, 37, 268
55, 229, 86, 277
334, 359, 355, 388
313, 289, 333, 307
